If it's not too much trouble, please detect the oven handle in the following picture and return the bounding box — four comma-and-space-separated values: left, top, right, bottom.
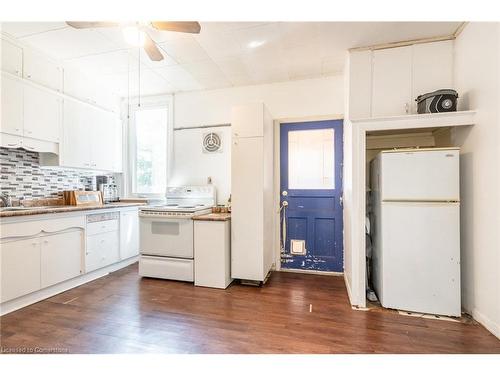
139, 214, 194, 221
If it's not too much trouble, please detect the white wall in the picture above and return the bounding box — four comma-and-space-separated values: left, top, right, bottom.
174, 76, 344, 128
171, 76, 344, 203
453, 22, 500, 338
170, 126, 231, 204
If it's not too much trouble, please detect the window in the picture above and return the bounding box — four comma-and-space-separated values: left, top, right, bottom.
131, 106, 168, 195
288, 128, 335, 189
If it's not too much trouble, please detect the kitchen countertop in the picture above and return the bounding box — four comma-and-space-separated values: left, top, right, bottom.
0, 202, 145, 218
192, 212, 231, 222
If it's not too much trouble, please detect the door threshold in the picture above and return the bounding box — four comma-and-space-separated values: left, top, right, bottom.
278, 268, 343, 276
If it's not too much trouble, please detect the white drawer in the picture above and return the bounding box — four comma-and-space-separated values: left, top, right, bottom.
1, 215, 85, 240
139, 256, 193, 282
86, 231, 119, 272
87, 219, 119, 236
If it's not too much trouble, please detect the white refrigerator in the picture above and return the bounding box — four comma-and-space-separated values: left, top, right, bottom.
370, 147, 461, 317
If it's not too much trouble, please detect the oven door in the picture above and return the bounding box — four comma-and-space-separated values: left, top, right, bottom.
139, 216, 193, 258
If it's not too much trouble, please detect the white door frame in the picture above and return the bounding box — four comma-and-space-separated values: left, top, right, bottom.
344, 111, 475, 309
273, 114, 344, 274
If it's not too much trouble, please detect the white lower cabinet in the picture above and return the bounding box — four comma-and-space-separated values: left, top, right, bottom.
1, 238, 41, 303
120, 209, 139, 260
0, 207, 140, 309
86, 227, 120, 272
41, 230, 83, 288
194, 220, 232, 289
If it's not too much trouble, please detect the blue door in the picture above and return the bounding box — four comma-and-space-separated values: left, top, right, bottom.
280, 120, 343, 272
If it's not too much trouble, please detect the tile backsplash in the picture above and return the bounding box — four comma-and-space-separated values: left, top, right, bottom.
0, 147, 111, 200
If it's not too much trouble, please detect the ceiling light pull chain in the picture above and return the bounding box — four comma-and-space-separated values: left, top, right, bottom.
138, 46, 141, 108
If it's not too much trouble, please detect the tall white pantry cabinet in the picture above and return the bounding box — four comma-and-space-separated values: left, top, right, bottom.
231, 103, 274, 282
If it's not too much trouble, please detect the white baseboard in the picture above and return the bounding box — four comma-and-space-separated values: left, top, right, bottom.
472, 308, 500, 339
0, 256, 138, 316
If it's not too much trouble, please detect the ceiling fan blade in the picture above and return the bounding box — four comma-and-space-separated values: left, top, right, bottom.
150, 21, 201, 34
66, 21, 120, 29
143, 33, 164, 61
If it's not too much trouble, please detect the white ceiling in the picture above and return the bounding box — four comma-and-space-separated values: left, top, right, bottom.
0, 22, 461, 97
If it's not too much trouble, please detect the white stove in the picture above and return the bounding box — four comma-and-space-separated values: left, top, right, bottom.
138, 185, 216, 282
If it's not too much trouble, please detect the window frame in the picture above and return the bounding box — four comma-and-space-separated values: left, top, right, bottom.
127, 96, 173, 198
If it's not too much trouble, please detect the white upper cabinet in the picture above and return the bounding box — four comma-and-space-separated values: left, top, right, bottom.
347, 40, 455, 119
61, 99, 91, 169
346, 50, 372, 119
60, 99, 122, 171
372, 46, 413, 117
23, 48, 63, 92
412, 40, 454, 110
63, 66, 117, 112
1, 74, 23, 137
23, 84, 62, 143
1, 38, 22, 76
231, 103, 264, 138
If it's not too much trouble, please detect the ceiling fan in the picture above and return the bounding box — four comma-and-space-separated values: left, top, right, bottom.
65, 21, 201, 61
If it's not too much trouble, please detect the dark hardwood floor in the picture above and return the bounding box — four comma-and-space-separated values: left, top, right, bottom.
1, 263, 498, 354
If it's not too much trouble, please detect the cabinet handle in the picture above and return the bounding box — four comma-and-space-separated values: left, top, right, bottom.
405, 103, 409, 114
32, 242, 37, 246
27, 74, 32, 78
43, 240, 49, 244
25, 146, 35, 150
7, 143, 18, 147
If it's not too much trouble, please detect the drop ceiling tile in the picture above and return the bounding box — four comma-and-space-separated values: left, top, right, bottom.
20, 27, 121, 60
214, 57, 253, 78
101, 68, 174, 97
227, 74, 255, 87
158, 38, 211, 64
249, 68, 289, 85
181, 59, 226, 79
0, 22, 67, 38
151, 65, 189, 81
201, 22, 271, 34
231, 23, 285, 52
286, 58, 323, 80
194, 31, 242, 59
65, 49, 139, 76
279, 22, 321, 48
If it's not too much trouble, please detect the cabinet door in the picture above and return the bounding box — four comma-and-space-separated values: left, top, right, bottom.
231, 103, 264, 138
0, 73, 24, 137
372, 46, 412, 117
89, 109, 116, 171
63, 66, 94, 102
412, 40, 454, 113
112, 118, 123, 172
61, 100, 91, 168
40, 231, 83, 288
86, 231, 120, 272
347, 50, 372, 119
231, 136, 264, 280
1, 238, 41, 303
120, 210, 139, 260
1, 38, 22, 76
23, 48, 63, 92
23, 84, 62, 142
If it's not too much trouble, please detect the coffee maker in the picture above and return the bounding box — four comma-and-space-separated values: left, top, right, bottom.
96, 175, 119, 203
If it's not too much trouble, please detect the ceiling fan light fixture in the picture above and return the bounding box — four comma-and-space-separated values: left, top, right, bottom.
122, 26, 146, 47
